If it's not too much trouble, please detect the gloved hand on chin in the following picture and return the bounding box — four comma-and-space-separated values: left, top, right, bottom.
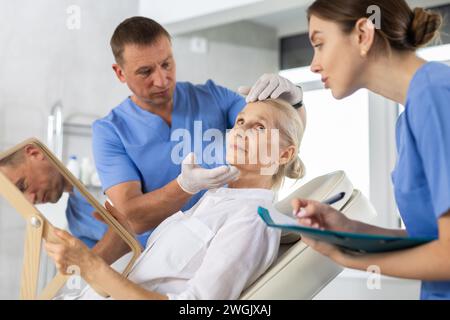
177, 153, 240, 195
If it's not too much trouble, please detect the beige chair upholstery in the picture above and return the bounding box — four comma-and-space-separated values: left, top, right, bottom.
240, 171, 377, 300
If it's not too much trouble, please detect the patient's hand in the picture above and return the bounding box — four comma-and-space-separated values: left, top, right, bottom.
91, 202, 134, 265
45, 229, 102, 281
93, 201, 136, 237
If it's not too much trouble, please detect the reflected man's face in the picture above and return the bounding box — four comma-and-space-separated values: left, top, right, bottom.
0, 146, 70, 204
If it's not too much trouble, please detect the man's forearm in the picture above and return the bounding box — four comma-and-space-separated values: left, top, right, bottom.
117, 179, 192, 234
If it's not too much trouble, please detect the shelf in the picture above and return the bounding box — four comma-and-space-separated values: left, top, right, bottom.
63, 122, 92, 137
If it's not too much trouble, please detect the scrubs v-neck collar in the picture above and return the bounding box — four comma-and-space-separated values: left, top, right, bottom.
125, 86, 182, 141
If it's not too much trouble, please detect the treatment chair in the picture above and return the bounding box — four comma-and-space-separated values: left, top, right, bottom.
240, 171, 377, 300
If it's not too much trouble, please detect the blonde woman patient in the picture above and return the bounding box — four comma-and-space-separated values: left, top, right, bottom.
46, 99, 306, 300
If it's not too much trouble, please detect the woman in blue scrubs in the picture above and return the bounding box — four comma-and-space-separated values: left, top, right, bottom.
292, 0, 450, 299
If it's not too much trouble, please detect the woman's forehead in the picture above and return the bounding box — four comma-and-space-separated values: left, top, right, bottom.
243, 102, 275, 121
309, 15, 341, 37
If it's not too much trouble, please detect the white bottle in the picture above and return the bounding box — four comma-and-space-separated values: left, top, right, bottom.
80, 157, 93, 186
67, 155, 80, 179
90, 171, 102, 188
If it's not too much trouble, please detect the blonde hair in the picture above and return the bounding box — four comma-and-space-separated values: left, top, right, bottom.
261, 99, 306, 190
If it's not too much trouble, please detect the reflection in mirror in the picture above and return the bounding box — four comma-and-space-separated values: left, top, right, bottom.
0, 144, 107, 245
0, 143, 72, 205
0, 140, 141, 299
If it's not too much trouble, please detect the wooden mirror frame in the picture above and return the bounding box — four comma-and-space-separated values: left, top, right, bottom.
0, 138, 143, 299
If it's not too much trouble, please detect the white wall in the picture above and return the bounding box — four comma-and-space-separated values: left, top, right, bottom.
0, 0, 138, 152
0, 0, 140, 299
173, 21, 278, 90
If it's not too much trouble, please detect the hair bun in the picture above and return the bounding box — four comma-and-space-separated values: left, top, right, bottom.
286, 156, 306, 180
409, 8, 442, 48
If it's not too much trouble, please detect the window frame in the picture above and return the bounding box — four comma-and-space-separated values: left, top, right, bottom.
280, 69, 397, 228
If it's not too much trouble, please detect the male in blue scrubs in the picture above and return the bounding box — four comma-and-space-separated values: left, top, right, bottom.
71, 17, 305, 262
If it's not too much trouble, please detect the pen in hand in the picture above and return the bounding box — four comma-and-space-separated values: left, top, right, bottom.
322, 192, 346, 206
293, 192, 346, 216
293, 192, 346, 229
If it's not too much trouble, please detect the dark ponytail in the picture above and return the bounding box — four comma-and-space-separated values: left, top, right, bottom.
409, 7, 443, 49
307, 0, 443, 52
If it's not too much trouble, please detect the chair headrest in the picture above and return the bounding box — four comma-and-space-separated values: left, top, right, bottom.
275, 171, 354, 244
275, 170, 353, 213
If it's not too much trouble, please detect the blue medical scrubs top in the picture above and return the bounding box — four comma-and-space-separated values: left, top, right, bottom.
392, 62, 450, 300
65, 188, 106, 249
82, 80, 245, 247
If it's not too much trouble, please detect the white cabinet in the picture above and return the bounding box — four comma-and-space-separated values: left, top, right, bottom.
139, 0, 263, 24
140, 0, 312, 35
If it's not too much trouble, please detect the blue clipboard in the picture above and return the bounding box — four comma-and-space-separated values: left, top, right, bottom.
258, 207, 435, 253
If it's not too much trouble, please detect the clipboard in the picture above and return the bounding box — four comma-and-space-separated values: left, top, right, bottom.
0, 138, 143, 299
258, 206, 435, 253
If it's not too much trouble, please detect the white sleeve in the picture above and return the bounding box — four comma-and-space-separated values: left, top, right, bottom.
166, 212, 280, 300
